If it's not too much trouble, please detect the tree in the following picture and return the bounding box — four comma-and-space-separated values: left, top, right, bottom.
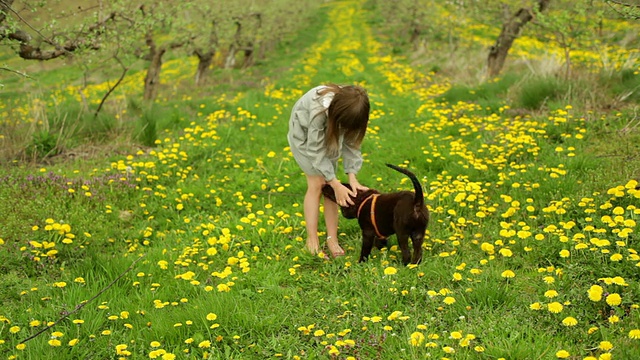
0, 0, 116, 61
487, 0, 551, 77
605, 0, 640, 19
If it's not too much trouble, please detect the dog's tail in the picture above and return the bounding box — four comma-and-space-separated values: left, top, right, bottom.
386, 163, 424, 211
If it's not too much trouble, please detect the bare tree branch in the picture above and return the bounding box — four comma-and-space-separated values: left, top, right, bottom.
95, 55, 129, 118
0, 65, 31, 78
9, 255, 144, 349
605, 0, 640, 19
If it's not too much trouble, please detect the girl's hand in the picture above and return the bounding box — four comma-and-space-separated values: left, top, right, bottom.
348, 174, 368, 197
329, 180, 355, 207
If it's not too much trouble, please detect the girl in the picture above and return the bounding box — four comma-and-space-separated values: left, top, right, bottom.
287, 84, 370, 257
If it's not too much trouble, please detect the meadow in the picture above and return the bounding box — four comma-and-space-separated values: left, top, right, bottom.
1, 0, 640, 359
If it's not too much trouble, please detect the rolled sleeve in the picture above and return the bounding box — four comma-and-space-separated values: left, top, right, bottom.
342, 142, 363, 174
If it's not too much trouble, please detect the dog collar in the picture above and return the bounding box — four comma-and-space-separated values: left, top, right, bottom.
356, 194, 386, 239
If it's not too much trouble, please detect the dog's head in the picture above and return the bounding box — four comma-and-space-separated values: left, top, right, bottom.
322, 183, 379, 219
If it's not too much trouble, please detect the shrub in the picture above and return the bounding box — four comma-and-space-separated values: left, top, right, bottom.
516, 76, 567, 110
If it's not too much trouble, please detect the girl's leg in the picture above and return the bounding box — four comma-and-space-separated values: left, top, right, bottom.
303, 175, 325, 254
324, 197, 344, 257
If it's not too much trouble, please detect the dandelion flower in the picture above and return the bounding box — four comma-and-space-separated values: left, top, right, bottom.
544, 290, 559, 298
530, 302, 543, 310
501, 270, 515, 278
409, 331, 424, 346
547, 302, 563, 313
561, 317, 578, 326
599, 341, 613, 351
588, 285, 603, 302
606, 293, 622, 306
387, 311, 403, 321
555, 349, 570, 358
629, 329, 640, 339
384, 267, 397, 275
48, 339, 61, 347
443, 296, 456, 305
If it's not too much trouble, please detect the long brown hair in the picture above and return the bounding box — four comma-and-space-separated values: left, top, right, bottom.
318, 84, 370, 157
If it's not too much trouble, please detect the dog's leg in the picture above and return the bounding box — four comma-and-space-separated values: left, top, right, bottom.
396, 231, 412, 265
374, 237, 388, 250
411, 233, 424, 264
359, 231, 376, 262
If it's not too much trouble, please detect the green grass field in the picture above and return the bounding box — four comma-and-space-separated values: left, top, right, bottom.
1, 0, 640, 359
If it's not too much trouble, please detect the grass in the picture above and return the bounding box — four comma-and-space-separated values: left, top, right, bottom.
1, 0, 640, 359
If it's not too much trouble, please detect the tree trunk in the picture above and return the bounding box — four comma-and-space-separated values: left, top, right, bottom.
242, 44, 254, 69
143, 35, 166, 101
487, 0, 551, 77
194, 50, 215, 86
224, 44, 237, 69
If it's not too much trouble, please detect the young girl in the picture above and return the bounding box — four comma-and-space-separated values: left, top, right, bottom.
287, 84, 370, 257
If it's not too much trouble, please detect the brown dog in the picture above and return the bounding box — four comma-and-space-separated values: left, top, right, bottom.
322, 164, 429, 265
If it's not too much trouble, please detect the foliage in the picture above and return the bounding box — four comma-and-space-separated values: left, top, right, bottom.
516, 75, 568, 110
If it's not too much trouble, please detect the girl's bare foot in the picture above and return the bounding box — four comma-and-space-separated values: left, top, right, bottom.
306, 238, 320, 255
326, 236, 345, 258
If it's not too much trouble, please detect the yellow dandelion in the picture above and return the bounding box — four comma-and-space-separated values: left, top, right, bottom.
48, 339, 61, 347
443, 296, 456, 305
628, 329, 640, 339
544, 290, 559, 298
547, 302, 563, 313
501, 270, 515, 278
409, 331, 425, 346
384, 267, 398, 275
555, 350, 570, 358
599, 341, 613, 351
561, 317, 578, 326
588, 285, 603, 302
606, 293, 622, 306
387, 311, 403, 321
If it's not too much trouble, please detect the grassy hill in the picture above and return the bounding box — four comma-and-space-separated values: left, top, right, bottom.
1, 0, 640, 359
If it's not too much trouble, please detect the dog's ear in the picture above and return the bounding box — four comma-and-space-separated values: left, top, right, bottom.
322, 184, 337, 203
341, 204, 358, 219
